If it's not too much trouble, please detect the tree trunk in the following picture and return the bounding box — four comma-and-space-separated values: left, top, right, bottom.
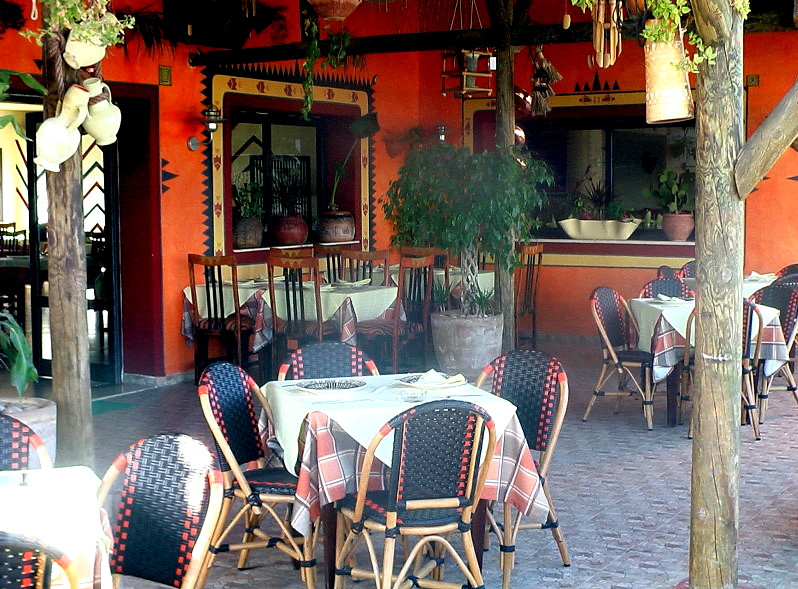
689, 12, 745, 588
494, 0, 517, 352
41, 17, 94, 467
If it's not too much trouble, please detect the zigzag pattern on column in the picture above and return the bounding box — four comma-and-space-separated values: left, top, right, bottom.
199, 73, 215, 255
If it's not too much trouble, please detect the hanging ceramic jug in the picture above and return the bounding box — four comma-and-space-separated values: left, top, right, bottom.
63, 38, 107, 70
34, 84, 90, 172
81, 78, 121, 145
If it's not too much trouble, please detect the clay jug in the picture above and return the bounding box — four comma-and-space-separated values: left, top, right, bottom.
63, 38, 107, 69
34, 84, 89, 172
82, 79, 122, 145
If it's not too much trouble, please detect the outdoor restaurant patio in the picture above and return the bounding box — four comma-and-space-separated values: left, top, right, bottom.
84, 338, 798, 589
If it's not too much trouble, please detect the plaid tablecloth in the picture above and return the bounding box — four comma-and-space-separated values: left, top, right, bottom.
630, 298, 788, 382
0, 466, 113, 589
263, 376, 550, 536
182, 284, 397, 351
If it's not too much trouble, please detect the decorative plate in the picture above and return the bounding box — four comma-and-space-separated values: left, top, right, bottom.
295, 379, 367, 393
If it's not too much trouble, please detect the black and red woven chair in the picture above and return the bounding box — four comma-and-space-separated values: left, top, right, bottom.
0, 414, 51, 470
197, 362, 319, 589
0, 532, 79, 589
639, 277, 694, 299
750, 284, 798, 423
584, 286, 658, 430
333, 400, 496, 589
656, 265, 679, 280
96, 433, 224, 589
680, 259, 696, 279
277, 342, 380, 380
474, 350, 570, 587
776, 263, 798, 279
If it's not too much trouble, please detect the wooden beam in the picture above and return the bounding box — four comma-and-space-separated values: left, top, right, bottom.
188, 23, 592, 66
734, 78, 798, 199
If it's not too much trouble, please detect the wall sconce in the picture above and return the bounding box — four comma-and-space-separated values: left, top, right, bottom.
436, 124, 448, 143
187, 105, 224, 151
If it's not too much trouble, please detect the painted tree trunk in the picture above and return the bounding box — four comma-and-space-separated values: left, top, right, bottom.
42, 24, 94, 468
689, 14, 745, 589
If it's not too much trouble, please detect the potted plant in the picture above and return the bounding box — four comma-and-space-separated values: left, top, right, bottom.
0, 313, 53, 462
644, 167, 695, 241
558, 178, 641, 240
232, 180, 265, 249
383, 143, 551, 379
21, 0, 134, 69
268, 161, 308, 246
318, 112, 380, 243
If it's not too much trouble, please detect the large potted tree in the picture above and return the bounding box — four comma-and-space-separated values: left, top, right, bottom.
383, 143, 551, 379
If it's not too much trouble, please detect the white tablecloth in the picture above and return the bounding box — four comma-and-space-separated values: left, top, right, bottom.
264, 374, 518, 476
0, 466, 112, 589
683, 275, 776, 299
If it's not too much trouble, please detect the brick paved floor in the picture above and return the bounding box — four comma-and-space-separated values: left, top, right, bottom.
90, 341, 798, 589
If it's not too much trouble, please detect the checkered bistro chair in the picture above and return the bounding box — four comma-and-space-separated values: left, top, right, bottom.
683, 300, 763, 440
638, 278, 694, 299
0, 414, 51, 470
357, 253, 434, 373
0, 532, 79, 589
196, 362, 319, 589
680, 260, 696, 279
333, 400, 496, 589
340, 249, 391, 285
514, 242, 544, 350
656, 265, 679, 280
749, 285, 798, 423
474, 351, 570, 588
776, 263, 798, 279
96, 433, 224, 589
188, 254, 260, 384
277, 342, 380, 380
584, 287, 658, 430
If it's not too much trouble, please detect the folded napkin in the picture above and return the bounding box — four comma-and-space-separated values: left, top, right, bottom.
414, 369, 467, 387
748, 271, 777, 281
656, 293, 690, 302
335, 278, 371, 287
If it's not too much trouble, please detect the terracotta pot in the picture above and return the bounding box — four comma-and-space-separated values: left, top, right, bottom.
233, 217, 264, 249
269, 215, 308, 246
662, 213, 695, 241
307, 0, 361, 21
317, 210, 355, 243
644, 28, 694, 124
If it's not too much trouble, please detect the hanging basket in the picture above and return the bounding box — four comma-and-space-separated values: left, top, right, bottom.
644, 36, 695, 124
307, 0, 362, 21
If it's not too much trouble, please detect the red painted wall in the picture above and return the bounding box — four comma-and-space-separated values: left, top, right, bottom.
2, 1, 796, 374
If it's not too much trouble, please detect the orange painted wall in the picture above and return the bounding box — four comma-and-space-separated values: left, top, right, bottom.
2, 1, 796, 373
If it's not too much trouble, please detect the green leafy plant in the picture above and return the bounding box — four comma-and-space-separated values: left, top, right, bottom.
301, 15, 351, 120
643, 168, 694, 214
570, 0, 747, 72
432, 281, 452, 313
21, 0, 134, 46
471, 285, 495, 318
0, 69, 46, 138
329, 112, 380, 210
568, 179, 629, 221
232, 181, 266, 219
0, 313, 38, 396
383, 143, 551, 316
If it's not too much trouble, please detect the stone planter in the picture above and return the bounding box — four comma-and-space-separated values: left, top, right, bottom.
0, 397, 57, 465
431, 312, 503, 382
558, 218, 641, 240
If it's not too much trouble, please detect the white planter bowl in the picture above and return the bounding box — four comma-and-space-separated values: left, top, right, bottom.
558, 218, 642, 240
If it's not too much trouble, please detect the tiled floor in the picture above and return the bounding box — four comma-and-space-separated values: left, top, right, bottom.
87, 341, 798, 589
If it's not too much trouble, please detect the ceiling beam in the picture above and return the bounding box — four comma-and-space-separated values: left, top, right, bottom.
188, 23, 591, 67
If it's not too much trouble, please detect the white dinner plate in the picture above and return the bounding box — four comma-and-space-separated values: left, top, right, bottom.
395, 373, 466, 390
295, 379, 367, 393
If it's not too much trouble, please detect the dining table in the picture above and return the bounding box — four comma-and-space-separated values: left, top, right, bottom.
262, 373, 550, 588
182, 279, 398, 351
630, 296, 788, 425
682, 272, 776, 298
0, 465, 113, 589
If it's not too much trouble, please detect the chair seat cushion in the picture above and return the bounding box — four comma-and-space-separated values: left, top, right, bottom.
337, 491, 465, 528
616, 349, 653, 366
232, 467, 298, 496
356, 319, 420, 338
